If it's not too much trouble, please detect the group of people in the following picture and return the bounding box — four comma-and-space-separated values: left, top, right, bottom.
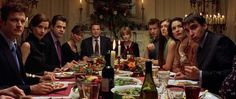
0, 2, 236, 99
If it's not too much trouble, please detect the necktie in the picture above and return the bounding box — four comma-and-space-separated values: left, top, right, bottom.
11, 44, 25, 85
56, 41, 62, 66
95, 39, 99, 55
11, 44, 20, 71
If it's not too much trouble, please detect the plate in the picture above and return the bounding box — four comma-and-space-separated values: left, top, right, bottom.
55, 72, 74, 79
111, 85, 142, 96
169, 72, 176, 78
116, 70, 133, 77
115, 77, 142, 86
167, 89, 220, 99
168, 80, 198, 86
199, 92, 221, 99
52, 82, 68, 91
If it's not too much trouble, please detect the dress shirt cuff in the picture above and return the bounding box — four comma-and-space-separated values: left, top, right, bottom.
199, 70, 202, 87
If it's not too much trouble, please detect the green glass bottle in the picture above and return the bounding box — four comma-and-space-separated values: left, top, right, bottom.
140, 60, 158, 99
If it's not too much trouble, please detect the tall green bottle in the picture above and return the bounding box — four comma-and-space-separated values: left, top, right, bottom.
140, 60, 158, 99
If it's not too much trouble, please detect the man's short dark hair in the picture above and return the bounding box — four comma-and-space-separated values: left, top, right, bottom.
1, 2, 27, 21
90, 22, 101, 29
51, 15, 67, 26
148, 18, 160, 27
183, 13, 206, 26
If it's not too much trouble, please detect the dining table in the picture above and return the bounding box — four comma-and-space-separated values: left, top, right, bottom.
29, 71, 221, 99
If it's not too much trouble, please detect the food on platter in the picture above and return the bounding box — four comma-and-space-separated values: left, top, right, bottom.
115, 77, 142, 86
51, 82, 68, 90
168, 80, 198, 86
111, 85, 141, 96
55, 72, 74, 78
115, 70, 133, 77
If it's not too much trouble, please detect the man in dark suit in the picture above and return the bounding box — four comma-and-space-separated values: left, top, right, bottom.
182, 13, 236, 94
0, 2, 53, 95
80, 23, 111, 59
43, 15, 77, 71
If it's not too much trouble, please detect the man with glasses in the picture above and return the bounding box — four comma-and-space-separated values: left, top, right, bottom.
181, 13, 236, 94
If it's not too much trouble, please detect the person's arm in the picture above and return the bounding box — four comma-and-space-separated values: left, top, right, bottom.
202, 37, 235, 93
0, 86, 25, 98
163, 40, 176, 70
20, 42, 31, 65
30, 83, 54, 95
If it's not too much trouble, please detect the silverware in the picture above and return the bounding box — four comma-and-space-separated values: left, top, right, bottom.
199, 90, 208, 99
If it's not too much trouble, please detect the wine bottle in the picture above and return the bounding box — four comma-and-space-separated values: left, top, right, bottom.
101, 64, 114, 99
140, 60, 158, 99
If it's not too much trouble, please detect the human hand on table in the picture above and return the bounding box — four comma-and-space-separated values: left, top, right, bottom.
40, 73, 57, 82
0, 86, 25, 98
147, 43, 155, 51
30, 83, 54, 95
174, 72, 187, 79
184, 66, 200, 80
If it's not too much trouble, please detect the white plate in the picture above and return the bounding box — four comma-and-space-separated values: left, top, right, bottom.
115, 77, 142, 86
168, 80, 198, 86
167, 90, 220, 99
115, 70, 133, 77
51, 82, 68, 91
111, 85, 142, 96
55, 72, 74, 78
199, 92, 221, 99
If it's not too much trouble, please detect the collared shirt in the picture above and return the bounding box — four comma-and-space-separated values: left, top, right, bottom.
92, 36, 101, 55
50, 32, 60, 52
0, 31, 17, 50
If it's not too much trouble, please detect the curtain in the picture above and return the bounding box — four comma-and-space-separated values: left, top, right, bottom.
225, 0, 236, 43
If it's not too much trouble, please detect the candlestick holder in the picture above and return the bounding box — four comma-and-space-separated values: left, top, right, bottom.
141, 5, 145, 25
116, 56, 121, 72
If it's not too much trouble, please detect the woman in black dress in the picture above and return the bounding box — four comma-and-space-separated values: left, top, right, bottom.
61, 25, 84, 64
119, 26, 139, 59
220, 56, 236, 99
21, 13, 53, 77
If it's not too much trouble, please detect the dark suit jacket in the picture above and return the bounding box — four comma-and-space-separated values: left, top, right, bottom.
0, 34, 32, 94
197, 31, 236, 94
80, 36, 111, 57
43, 32, 63, 70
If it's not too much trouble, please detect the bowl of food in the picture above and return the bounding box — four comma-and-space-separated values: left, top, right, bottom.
115, 77, 142, 86
111, 85, 141, 99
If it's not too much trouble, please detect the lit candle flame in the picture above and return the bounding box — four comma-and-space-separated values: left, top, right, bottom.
80, 0, 82, 4
113, 40, 116, 50
142, 0, 144, 4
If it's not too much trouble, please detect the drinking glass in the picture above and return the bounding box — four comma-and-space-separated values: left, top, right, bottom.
157, 70, 170, 94
152, 66, 159, 78
184, 85, 201, 99
77, 81, 100, 99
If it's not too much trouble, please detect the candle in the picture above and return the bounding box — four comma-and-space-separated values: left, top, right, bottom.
80, 0, 82, 4
222, 15, 225, 24
80, 0, 82, 8
141, 0, 144, 8
111, 40, 116, 67
25, 17, 29, 27
118, 40, 121, 57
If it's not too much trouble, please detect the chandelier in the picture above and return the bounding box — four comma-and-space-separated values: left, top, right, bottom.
189, 0, 226, 33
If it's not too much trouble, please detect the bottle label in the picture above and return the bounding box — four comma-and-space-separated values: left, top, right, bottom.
101, 78, 109, 92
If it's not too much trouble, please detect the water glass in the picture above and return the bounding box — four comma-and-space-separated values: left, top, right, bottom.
152, 66, 159, 78
158, 70, 170, 94
77, 81, 100, 99
185, 85, 201, 99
